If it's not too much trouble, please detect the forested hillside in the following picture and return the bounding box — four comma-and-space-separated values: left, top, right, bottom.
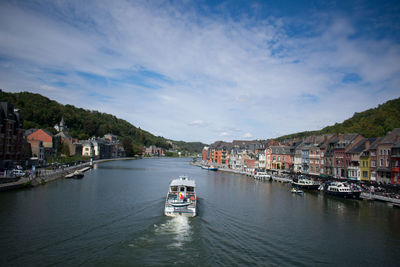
0, 90, 206, 155
277, 97, 400, 141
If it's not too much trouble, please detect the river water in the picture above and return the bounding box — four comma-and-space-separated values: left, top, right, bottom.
0, 158, 399, 266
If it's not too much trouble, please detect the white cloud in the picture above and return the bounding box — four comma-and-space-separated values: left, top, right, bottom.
0, 1, 399, 144
39, 85, 58, 92
189, 120, 205, 126
243, 133, 253, 138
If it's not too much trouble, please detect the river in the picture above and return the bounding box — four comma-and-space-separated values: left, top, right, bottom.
0, 158, 399, 266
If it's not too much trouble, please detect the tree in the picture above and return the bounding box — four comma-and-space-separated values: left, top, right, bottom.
61, 143, 70, 156
122, 137, 134, 157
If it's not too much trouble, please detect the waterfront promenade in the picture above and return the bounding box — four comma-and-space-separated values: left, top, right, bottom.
193, 161, 400, 206
0, 157, 136, 191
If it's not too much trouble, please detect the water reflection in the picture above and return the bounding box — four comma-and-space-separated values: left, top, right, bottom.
1, 158, 400, 266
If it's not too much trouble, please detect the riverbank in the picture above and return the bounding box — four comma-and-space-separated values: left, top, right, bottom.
0, 157, 136, 192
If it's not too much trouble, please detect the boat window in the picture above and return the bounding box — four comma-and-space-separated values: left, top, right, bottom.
187, 187, 194, 192
168, 194, 177, 199
180, 187, 185, 192
171, 186, 178, 192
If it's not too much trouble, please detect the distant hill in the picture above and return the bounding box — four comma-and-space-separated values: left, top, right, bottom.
276, 97, 400, 141
0, 90, 207, 155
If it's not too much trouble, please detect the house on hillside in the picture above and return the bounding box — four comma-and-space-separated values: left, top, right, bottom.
26, 128, 55, 161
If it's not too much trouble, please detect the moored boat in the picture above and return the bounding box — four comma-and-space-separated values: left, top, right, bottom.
65, 170, 84, 179
164, 176, 197, 217
254, 172, 272, 180
323, 181, 361, 199
201, 165, 218, 171
292, 177, 320, 190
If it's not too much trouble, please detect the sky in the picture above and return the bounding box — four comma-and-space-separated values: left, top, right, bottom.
0, 0, 399, 144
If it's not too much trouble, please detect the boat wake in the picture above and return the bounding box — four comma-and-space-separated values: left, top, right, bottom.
154, 216, 192, 248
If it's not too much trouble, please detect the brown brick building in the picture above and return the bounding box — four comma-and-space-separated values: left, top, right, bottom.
0, 102, 26, 169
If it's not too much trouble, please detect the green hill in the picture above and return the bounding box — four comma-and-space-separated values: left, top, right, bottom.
276, 97, 400, 141
0, 90, 206, 155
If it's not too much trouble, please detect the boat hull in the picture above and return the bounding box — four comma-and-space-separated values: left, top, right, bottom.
201, 166, 218, 171
324, 190, 361, 199
164, 206, 196, 217
292, 182, 320, 190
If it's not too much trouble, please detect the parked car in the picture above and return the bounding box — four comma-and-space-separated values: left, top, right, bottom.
11, 169, 26, 177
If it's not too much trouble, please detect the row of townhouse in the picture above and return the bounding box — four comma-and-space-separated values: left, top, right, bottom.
202, 128, 400, 184
202, 140, 268, 173
143, 145, 165, 157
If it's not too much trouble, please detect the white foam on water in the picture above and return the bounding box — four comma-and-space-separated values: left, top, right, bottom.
155, 216, 192, 248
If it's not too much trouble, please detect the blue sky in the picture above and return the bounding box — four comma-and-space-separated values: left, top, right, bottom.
0, 0, 399, 144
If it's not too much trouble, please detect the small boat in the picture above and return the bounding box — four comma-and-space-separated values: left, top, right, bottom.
201, 165, 218, 171
292, 177, 320, 190
323, 181, 361, 199
291, 188, 304, 194
164, 176, 197, 217
65, 171, 84, 179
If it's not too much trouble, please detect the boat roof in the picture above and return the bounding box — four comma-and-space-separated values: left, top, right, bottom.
330, 181, 349, 186
170, 176, 196, 187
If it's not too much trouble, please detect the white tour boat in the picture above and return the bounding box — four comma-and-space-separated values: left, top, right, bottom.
164, 176, 197, 217
323, 181, 361, 199
254, 172, 272, 181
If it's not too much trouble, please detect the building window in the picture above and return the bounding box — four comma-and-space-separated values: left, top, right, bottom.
362, 171, 368, 178
386, 158, 390, 167
380, 159, 384, 166
372, 161, 376, 167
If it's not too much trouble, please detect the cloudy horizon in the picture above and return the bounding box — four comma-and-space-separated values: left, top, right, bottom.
0, 0, 399, 144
